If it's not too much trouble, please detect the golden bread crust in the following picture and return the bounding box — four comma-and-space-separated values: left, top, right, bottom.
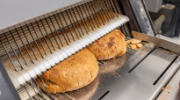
36, 48, 99, 94
88, 29, 126, 60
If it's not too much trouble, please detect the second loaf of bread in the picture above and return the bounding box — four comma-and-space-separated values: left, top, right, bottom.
88, 29, 126, 60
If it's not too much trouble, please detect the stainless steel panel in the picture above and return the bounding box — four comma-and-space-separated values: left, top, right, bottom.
101, 48, 176, 100
133, 48, 176, 84
157, 57, 180, 100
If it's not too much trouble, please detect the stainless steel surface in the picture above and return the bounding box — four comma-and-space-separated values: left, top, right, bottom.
97, 48, 177, 100
135, 48, 178, 100
132, 31, 180, 55
157, 59, 180, 100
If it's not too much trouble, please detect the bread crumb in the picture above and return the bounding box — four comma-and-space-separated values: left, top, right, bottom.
130, 39, 141, 44
127, 39, 143, 50
137, 43, 143, 48
130, 44, 137, 50
161, 95, 167, 100
166, 86, 171, 90
162, 88, 165, 91
126, 40, 131, 44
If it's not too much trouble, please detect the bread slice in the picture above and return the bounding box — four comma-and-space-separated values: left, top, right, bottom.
130, 39, 142, 44
126, 40, 130, 44
136, 43, 143, 48
130, 44, 137, 50
36, 48, 99, 94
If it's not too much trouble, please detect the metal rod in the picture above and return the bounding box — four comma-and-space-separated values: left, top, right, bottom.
28, 81, 41, 100
53, 13, 69, 45
34, 19, 54, 54
0, 39, 19, 71
33, 96, 40, 100
97, 0, 108, 23
25, 24, 44, 59
33, 79, 45, 100
105, 0, 115, 18
39, 76, 54, 100
109, 0, 118, 17
44, 16, 61, 49
39, 18, 56, 51
19, 25, 38, 60
82, 4, 95, 30
67, 9, 83, 37
9, 30, 28, 65
61, 12, 76, 41
24, 86, 33, 100
99, 0, 110, 22
29, 21, 48, 55
48, 15, 64, 47
75, 6, 90, 33
102, 0, 112, 20
77, 6, 91, 31
56, 12, 72, 43
4, 33, 24, 70
90, 2, 102, 26
14, 27, 34, 64
66, 10, 82, 37
87, 2, 101, 27
92, 1, 105, 25
84, 3, 97, 28
81, 4, 94, 30
65, 10, 80, 39
71, 7, 87, 35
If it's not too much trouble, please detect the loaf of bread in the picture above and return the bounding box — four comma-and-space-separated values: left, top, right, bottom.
36, 48, 99, 94
88, 29, 126, 60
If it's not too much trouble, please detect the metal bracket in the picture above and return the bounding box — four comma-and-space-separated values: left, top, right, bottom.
132, 31, 180, 55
